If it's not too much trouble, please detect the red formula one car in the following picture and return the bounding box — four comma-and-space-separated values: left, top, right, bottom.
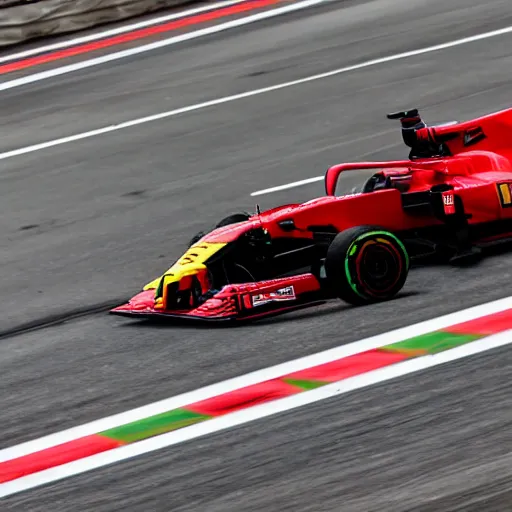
111, 107, 512, 322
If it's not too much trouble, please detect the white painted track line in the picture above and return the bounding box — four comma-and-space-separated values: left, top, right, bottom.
2, 326, 512, 498
251, 176, 324, 195
0, 0, 330, 92
0, 0, 244, 65
2, 23, 512, 161
1, 295, 511, 464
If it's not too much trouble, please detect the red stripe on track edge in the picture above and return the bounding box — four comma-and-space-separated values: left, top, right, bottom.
0, 0, 283, 75
0, 435, 124, 483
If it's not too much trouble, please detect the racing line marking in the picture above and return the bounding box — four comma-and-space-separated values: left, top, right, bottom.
0, 0, 328, 90
0, 0, 245, 65
0, 0, 284, 75
1, 296, 512, 497
2, 22, 512, 162
251, 176, 324, 196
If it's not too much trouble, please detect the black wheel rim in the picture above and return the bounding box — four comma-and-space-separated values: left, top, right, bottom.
353, 238, 403, 297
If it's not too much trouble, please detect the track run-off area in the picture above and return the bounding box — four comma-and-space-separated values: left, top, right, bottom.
2, 0, 512, 510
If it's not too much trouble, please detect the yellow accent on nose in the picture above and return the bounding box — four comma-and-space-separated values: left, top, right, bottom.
143, 242, 227, 291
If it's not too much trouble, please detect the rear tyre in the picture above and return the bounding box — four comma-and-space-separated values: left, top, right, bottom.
325, 225, 409, 306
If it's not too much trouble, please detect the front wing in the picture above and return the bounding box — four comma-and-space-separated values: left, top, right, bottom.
110, 274, 325, 322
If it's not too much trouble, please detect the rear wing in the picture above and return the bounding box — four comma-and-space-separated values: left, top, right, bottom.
325, 107, 512, 196
394, 106, 512, 158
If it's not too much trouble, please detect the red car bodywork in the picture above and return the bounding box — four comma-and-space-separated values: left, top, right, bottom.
111, 107, 512, 322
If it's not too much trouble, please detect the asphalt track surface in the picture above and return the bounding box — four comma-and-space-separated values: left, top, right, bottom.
3, 0, 512, 509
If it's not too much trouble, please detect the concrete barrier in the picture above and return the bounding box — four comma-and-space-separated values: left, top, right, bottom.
0, 1, 40, 8
0, 0, 202, 47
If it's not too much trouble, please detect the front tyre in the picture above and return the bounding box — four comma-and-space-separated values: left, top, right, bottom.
215, 212, 251, 228
188, 212, 252, 247
325, 225, 409, 306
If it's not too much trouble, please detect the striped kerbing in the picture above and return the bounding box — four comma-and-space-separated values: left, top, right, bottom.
1, 307, 511, 484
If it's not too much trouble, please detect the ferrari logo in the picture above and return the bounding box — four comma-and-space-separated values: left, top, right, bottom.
443, 194, 454, 206
497, 183, 512, 208
441, 191, 456, 215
